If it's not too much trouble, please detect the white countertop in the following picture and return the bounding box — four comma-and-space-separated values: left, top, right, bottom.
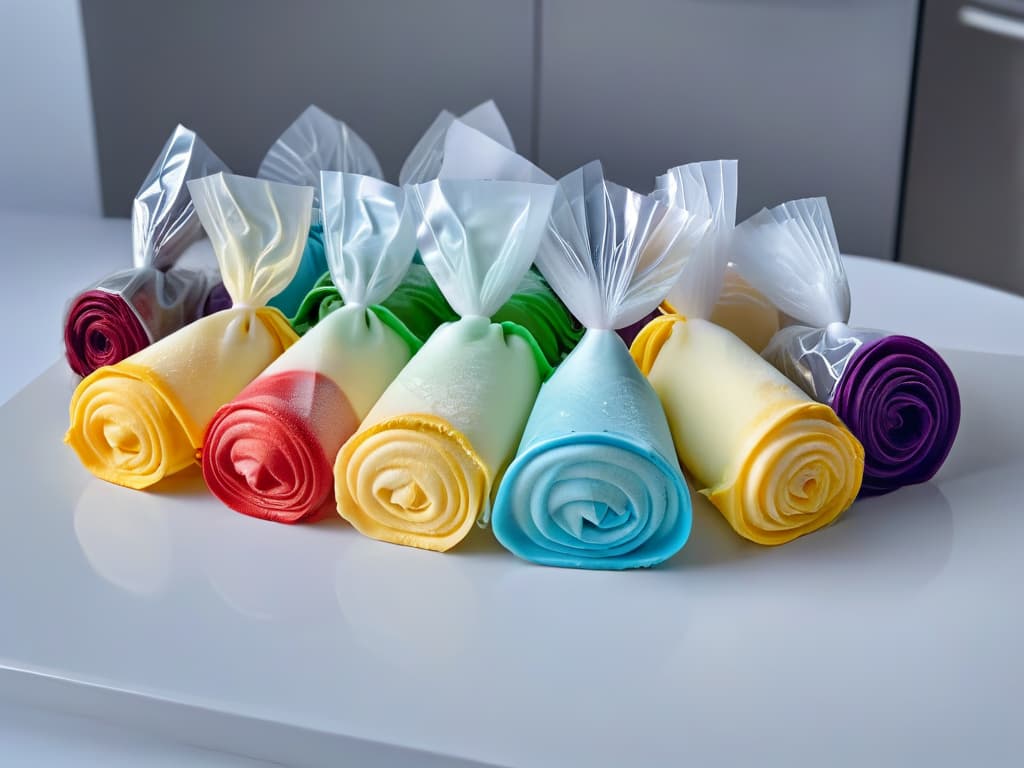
2, 212, 1023, 767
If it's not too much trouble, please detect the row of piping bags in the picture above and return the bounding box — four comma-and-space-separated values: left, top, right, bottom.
67, 173, 313, 489
200, 118, 584, 526
729, 198, 960, 496
630, 160, 865, 546
64, 125, 231, 377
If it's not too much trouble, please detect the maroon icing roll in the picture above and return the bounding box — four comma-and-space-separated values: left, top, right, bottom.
64, 290, 150, 377
831, 335, 960, 496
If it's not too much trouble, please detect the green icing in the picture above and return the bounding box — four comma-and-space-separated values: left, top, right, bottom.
500, 320, 554, 381
291, 265, 583, 369
493, 270, 584, 367
367, 304, 424, 356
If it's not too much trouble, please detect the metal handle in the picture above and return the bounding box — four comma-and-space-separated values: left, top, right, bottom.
959, 4, 1024, 42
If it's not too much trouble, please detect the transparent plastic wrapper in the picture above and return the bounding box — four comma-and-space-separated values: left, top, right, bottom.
66, 174, 311, 490
398, 99, 515, 186
201, 172, 423, 523
64, 125, 230, 376
629, 161, 864, 546
732, 198, 960, 496
334, 178, 556, 552
650, 159, 780, 351
258, 105, 382, 316
492, 161, 708, 569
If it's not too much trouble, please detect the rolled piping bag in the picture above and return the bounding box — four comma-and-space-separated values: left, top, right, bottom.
492, 161, 708, 569
731, 198, 960, 496
66, 173, 312, 490
64, 125, 231, 377
650, 159, 781, 351
201, 172, 421, 523
258, 105, 382, 317
629, 161, 864, 545
334, 177, 556, 552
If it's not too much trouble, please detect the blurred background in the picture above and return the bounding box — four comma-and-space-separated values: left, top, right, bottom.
1, 0, 1022, 294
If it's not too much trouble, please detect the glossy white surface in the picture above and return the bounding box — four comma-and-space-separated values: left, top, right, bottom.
2, 213, 1024, 766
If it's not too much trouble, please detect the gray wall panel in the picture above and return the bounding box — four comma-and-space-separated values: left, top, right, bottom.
537, 0, 917, 260
900, 0, 1024, 295
81, 0, 535, 216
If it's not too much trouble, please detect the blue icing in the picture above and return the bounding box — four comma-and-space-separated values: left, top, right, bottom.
492, 330, 691, 570
268, 223, 326, 317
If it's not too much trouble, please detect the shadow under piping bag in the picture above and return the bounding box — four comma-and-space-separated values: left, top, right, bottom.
66, 173, 312, 490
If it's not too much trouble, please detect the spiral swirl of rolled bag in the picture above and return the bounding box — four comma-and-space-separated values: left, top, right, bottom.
334, 177, 556, 552
64, 125, 231, 376
202, 172, 427, 523
257, 105, 382, 318
66, 173, 312, 489
492, 161, 710, 569
630, 161, 864, 545
731, 198, 960, 496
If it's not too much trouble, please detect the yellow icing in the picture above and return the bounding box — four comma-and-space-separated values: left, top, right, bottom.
631, 315, 863, 545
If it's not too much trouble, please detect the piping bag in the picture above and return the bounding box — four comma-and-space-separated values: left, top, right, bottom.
731, 198, 960, 496
334, 178, 556, 552
644, 160, 781, 352
630, 161, 864, 545
492, 161, 708, 569
201, 172, 423, 523
258, 105, 381, 317
64, 125, 230, 376
66, 174, 312, 489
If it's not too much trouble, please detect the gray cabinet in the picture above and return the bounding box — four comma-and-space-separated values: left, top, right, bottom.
83, 0, 917, 263
900, 0, 1024, 295
81, 0, 536, 215
537, 0, 917, 260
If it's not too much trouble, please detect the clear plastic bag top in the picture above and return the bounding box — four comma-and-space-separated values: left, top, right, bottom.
407, 179, 555, 318
186, 173, 313, 309
731, 197, 851, 328
653, 159, 737, 320
399, 100, 515, 186
536, 161, 709, 331
132, 124, 230, 271
438, 119, 553, 183
320, 171, 417, 307
257, 105, 382, 213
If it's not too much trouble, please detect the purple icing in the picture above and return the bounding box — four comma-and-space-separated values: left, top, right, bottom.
617, 309, 660, 347
203, 282, 232, 315
831, 335, 960, 497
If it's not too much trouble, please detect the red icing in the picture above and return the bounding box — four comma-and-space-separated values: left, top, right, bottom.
201, 370, 359, 523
